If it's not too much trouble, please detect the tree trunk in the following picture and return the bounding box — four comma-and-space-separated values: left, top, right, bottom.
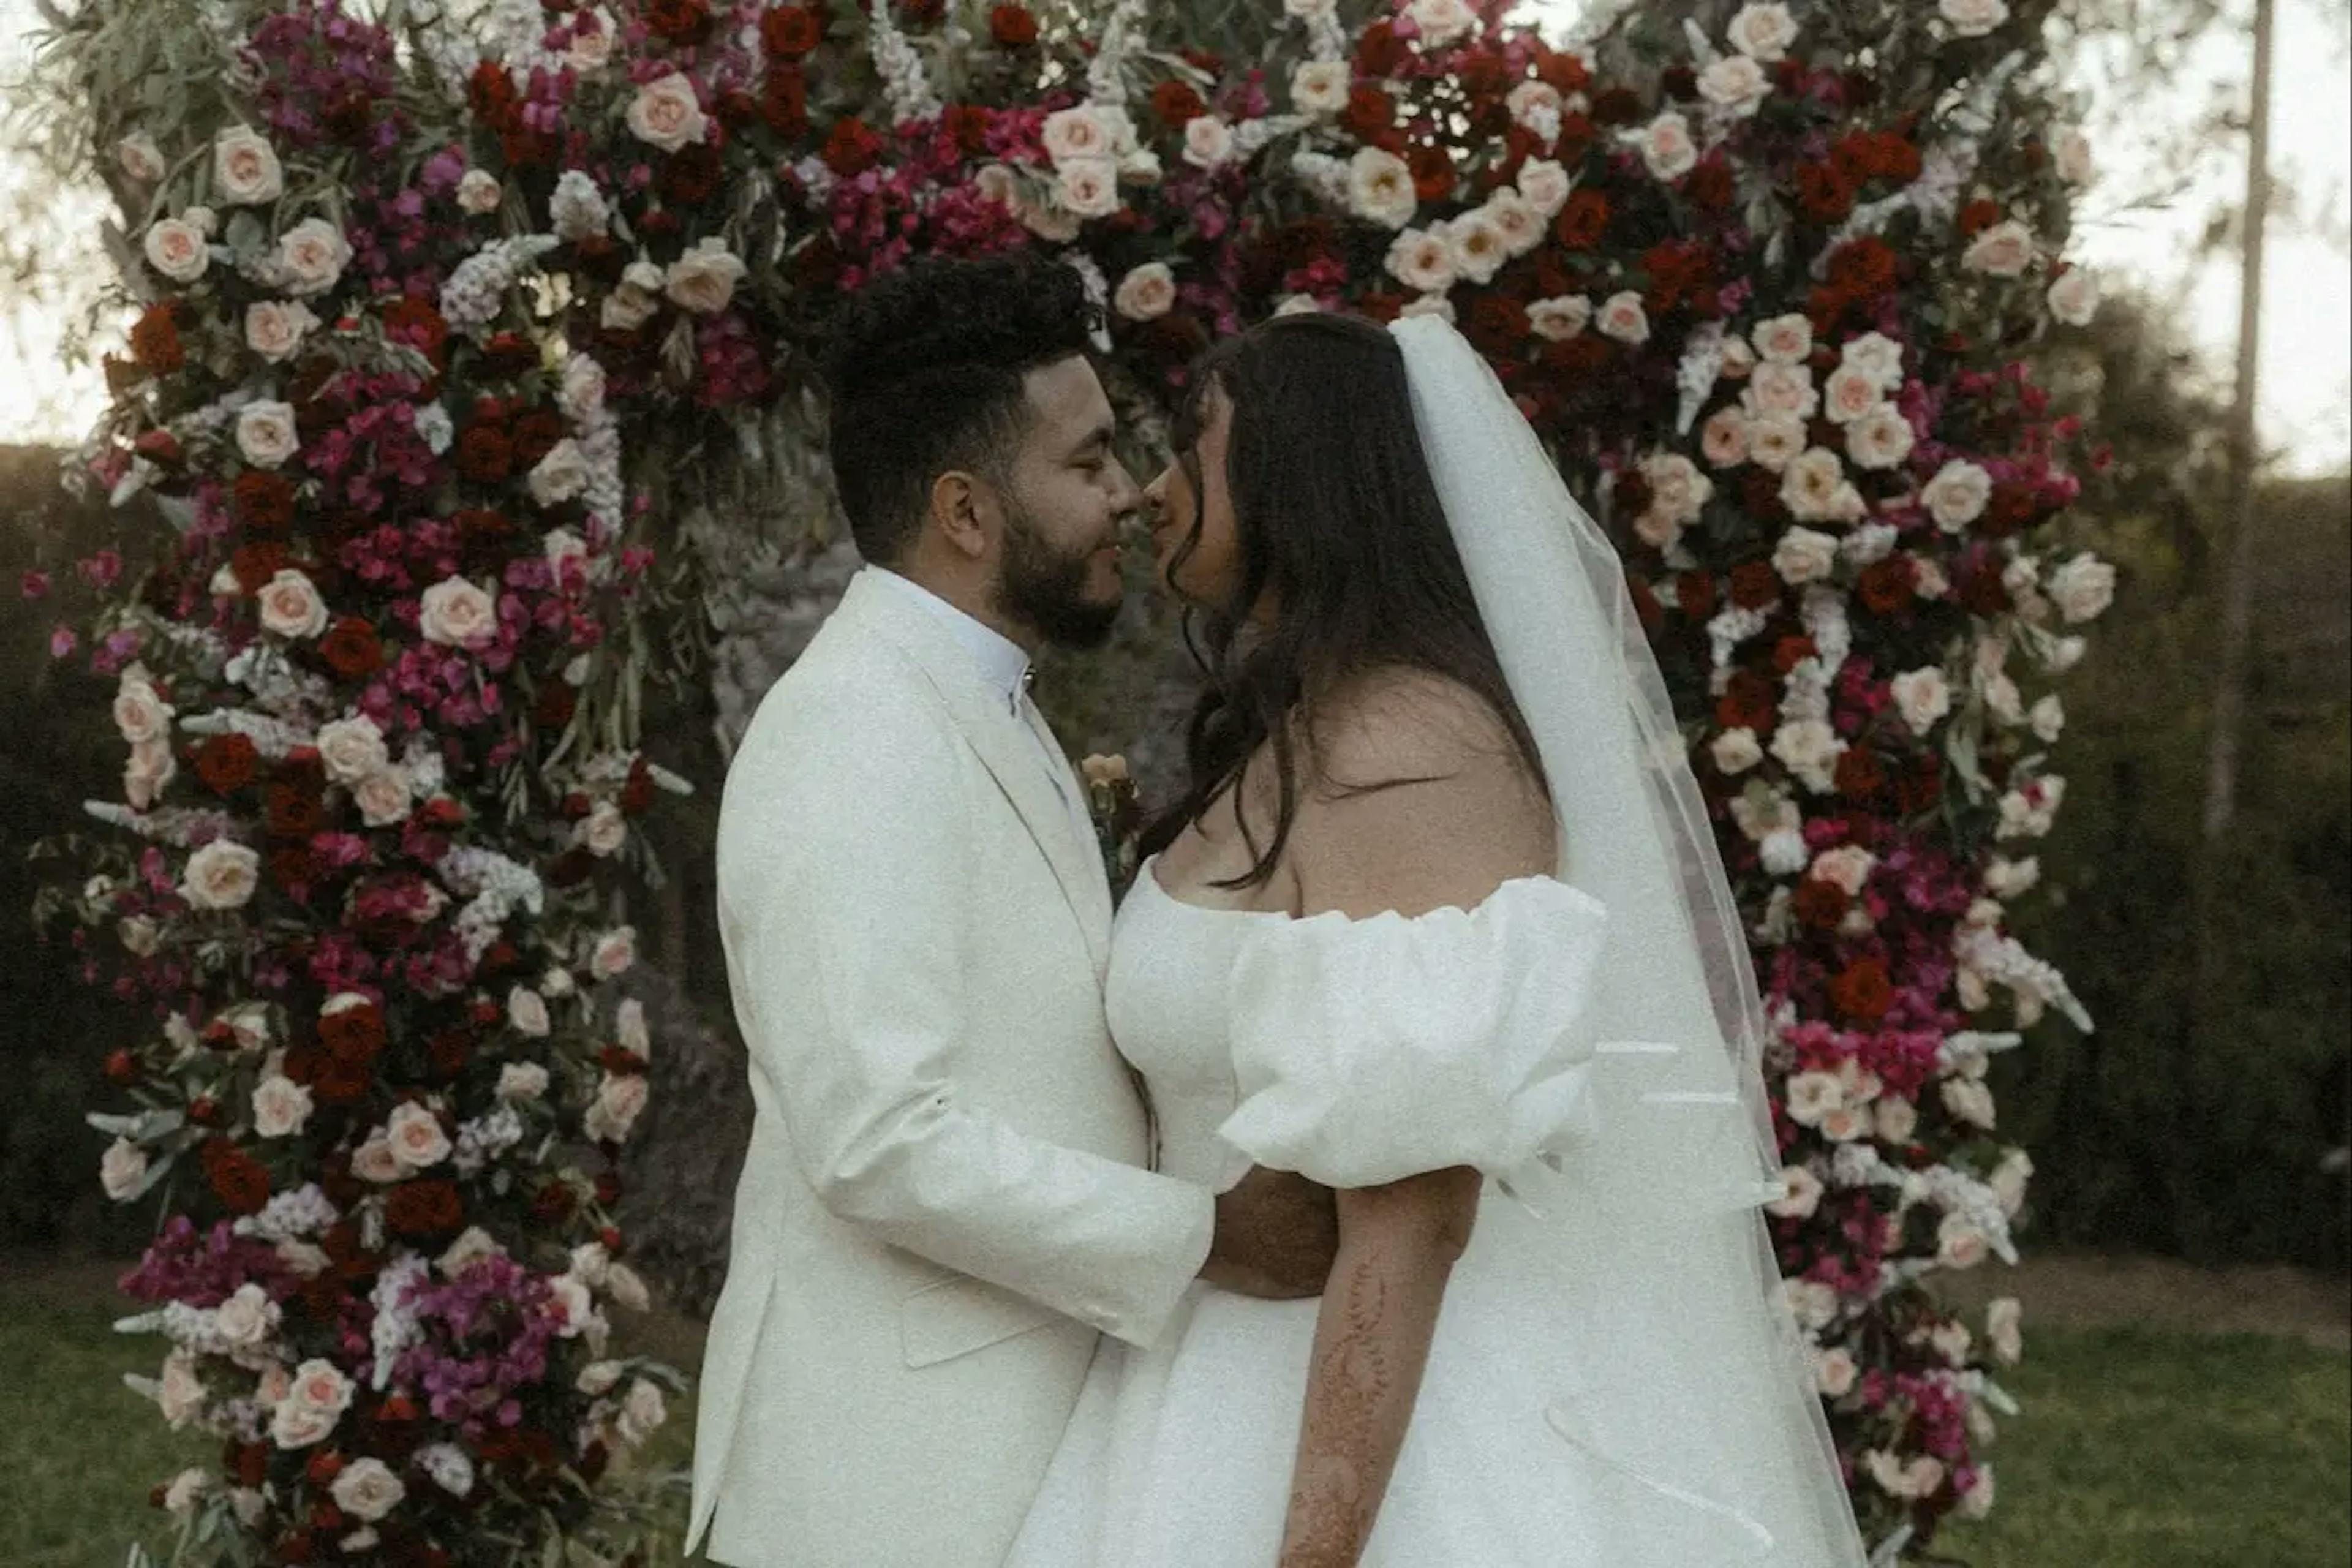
2199, 0, 2276, 847
2181, 0, 2275, 1245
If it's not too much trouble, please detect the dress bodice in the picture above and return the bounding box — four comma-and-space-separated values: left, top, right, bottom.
1103, 858, 1265, 1193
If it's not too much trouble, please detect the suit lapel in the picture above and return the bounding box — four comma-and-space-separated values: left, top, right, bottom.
840, 571, 1114, 977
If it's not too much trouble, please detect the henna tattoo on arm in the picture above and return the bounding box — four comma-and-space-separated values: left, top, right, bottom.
1274, 1174, 1476, 1568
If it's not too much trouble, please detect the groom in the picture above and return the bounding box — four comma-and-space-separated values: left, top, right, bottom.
688, 257, 1338, 1567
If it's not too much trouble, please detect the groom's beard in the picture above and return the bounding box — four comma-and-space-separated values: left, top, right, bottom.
997, 500, 1123, 652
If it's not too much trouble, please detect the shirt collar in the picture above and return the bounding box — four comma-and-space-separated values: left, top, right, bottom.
867, 567, 1031, 716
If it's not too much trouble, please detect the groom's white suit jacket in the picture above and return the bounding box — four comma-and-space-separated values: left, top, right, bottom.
690, 567, 1216, 1566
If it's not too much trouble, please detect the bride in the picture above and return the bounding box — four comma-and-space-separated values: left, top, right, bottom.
1006, 312, 1870, 1567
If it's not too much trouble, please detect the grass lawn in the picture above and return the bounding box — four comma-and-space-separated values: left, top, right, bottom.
4, 1271, 2344, 1568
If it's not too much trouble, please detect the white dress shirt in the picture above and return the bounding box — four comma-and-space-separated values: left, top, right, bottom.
866, 568, 1085, 824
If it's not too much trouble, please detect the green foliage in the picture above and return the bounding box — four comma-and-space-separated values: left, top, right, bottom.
1999, 299, 2351, 1268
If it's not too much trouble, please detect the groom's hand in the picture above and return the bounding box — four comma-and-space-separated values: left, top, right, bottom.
1202, 1166, 1340, 1298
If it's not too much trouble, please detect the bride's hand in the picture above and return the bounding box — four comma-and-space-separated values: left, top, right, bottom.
1201, 1165, 1339, 1298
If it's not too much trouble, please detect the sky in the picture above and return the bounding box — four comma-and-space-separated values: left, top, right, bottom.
2, 0, 2345, 473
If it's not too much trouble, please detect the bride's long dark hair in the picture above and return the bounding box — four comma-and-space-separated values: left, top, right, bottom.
1140, 312, 1547, 891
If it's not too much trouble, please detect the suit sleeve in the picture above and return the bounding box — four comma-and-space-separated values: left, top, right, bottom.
718, 697, 1214, 1349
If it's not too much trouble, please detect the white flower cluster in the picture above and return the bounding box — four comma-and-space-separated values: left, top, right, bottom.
549, 170, 612, 243
368, 1254, 431, 1390
1289, 150, 1353, 206
1706, 603, 1771, 673
233, 1182, 340, 1244
439, 845, 546, 965
223, 641, 336, 722
1088, 0, 1152, 104
452, 1106, 526, 1175
439, 235, 561, 332
1952, 922, 2092, 1031
558, 352, 627, 528
179, 705, 311, 761
81, 799, 239, 846
866, 3, 942, 124
415, 1441, 477, 1499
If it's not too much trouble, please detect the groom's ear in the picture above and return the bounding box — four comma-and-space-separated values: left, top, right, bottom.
927, 469, 996, 563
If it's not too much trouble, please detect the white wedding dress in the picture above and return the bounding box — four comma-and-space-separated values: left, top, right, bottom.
1005, 856, 1868, 1568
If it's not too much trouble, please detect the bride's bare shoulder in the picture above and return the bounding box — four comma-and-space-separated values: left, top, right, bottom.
1289, 666, 1556, 918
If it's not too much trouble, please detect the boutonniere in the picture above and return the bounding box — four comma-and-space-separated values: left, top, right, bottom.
1080, 753, 1145, 897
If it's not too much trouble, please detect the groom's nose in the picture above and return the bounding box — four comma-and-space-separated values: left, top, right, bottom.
1105, 456, 1144, 515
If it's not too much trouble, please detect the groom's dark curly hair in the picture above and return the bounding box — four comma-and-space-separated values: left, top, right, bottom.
821, 256, 1102, 566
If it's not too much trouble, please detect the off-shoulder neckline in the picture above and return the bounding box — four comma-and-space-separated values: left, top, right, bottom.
1137, 853, 1595, 927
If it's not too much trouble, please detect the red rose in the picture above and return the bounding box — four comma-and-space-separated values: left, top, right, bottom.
761, 4, 823, 57
1796, 162, 1854, 222
318, 616, 383, 679
381, 297, 450, 368
1857, 555, 1917, 614
386, 1179, 464, 1238
761, 64, 810, 134
620, 755, 655, 813
511, 409, 565, 468
1896, 758, 1944, 815
1339, 84, 1393, 141
428, 1027, 474, 1080
1956, 556, 2013, 617
532, 1179, 578, 1224
265, 781, 325, 841
944, 104, 991, 156
662, 141, 725, 206
1466, 295, 1530, 355
1686, 160, 1735, 211
1662, 64, 1698, 99
205, 1140, 272, 1216
1728, 560, 1781, 610
646, 0, 710, 44
105, 1049, 138, 1085
231, 541, 293, 596
1355, 18, 1406, 77
232, 1443, 268, 1489
1675, 571, 1715, 622
1835, 746, 1887, 802
1643, 239, 1715, 312
132, 429, 185, 469
269, 846, 318, 902
1540, 334, 1609, 379
1958, 198, 2003, 237
1829, 957, 1894, 1023
1590, 86, 1642, 126
1793, 878, 1848, 930
1870, 131, 1922, 183
320, 998, 386, 1065
1716, 668, 1776, 733
1152, 79, 1208, 129
1629, 574, 1665, 635
1981, 483, 2040, 538
1772, 634, 1817, 674
1536, 44, 1590, 95
480, 332, 539, 377
131, 304, 184, 374
306, 1451, 345, 1487
1407, 143, 1456, 203
594, 1171, 624, 1205
1826, 237, 1897, 298
196, 733, 260, 795
455, 424, 514, 484
1554, 189, 1611, 250
468, 60, 518, 127
234, 472, 298, 533
821, 116, 884, 176
989, 4, 1038, 45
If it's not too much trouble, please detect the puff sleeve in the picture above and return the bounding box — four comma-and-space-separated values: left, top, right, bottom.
1215, 878, 1610, 1190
